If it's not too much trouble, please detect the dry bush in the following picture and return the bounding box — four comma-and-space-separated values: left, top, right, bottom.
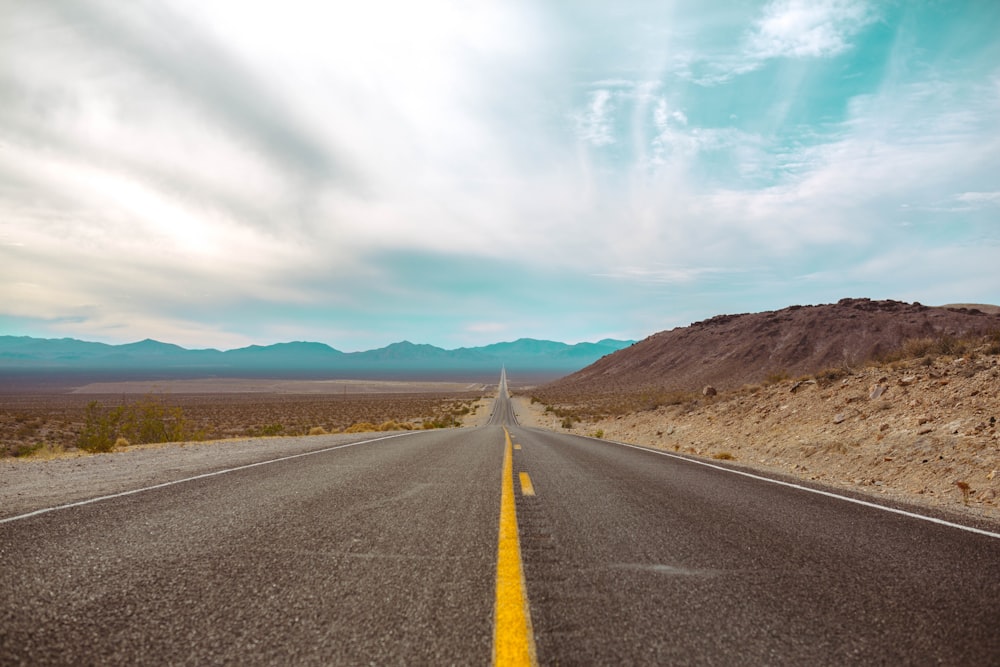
879, 332, 998, 365
763, 370, 790, 385
344, 422, 378, 433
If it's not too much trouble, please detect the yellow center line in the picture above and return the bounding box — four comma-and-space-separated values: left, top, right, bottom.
519, 472, 535, 497
494, 427, 538, 666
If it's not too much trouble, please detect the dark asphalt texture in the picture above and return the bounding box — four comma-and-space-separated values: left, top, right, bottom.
2, 380, 998, 665
1, 429, 502, 665
508, 426, 1000, 665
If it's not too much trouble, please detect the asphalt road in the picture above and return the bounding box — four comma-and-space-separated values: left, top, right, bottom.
2, 371, 998, 664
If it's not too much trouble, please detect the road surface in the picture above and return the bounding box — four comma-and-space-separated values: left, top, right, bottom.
2, 370, 998, 664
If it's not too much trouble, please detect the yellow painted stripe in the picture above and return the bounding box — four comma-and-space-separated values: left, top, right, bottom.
494, 427, 538, 666
519, 472, 535, 497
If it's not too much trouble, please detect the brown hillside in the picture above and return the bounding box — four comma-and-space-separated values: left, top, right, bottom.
546, 298, 1000, 397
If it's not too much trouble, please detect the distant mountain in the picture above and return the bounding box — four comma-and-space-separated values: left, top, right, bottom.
0, 335, 634, 377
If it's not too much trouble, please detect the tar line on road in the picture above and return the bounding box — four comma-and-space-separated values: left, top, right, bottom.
492, 427, 537, 666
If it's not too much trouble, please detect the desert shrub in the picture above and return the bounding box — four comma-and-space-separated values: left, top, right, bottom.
11, 442, 45, 458
77, 401, 124, 452
713, 452, 735, 460
592, 429, 605, 439
986, 330, 1000, 354
308, 426, 328, 436
422, 413, 460, 429
254, 423, 285, 437
881, 333, 999, 364
119, 395, 190, 445
561, 416, 574, 429
344, 422, 378, 433
77, 395, 198, 452
764, 370, 790, 385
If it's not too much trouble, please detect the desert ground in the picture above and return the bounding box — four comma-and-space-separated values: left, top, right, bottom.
0, 380, 495, 518
513, 350, 1000, 522
0, 378, 491, 457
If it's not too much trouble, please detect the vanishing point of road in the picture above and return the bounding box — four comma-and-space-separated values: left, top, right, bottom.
2, 370, 998, 664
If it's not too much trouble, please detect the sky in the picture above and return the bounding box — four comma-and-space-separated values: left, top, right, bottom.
1, 1, 999, 352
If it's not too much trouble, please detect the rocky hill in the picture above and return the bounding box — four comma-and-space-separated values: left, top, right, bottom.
522, 298, 1000, 521
544, 299, 1000, 398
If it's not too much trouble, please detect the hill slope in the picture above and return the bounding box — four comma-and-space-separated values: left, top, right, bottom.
545, 299, 1000, 397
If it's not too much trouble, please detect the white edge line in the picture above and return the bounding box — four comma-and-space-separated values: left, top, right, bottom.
579, 434, 1000, 541
0, 432, 416, 525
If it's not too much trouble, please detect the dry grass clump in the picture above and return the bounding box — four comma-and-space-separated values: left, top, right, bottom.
377, 421, 412, 431
308, 426, 328, 436
343, 422, 379, 433
879, 332, 1000, 364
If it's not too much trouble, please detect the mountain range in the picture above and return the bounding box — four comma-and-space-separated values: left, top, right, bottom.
0, 335, 634, 378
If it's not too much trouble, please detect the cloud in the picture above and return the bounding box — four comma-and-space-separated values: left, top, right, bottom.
595, 266, 734, 285
954, 192, 1000, 207
672, 0, 878, 85
748, 0, 877, 60
1, 2, 998, 349
575, 89, 617, 146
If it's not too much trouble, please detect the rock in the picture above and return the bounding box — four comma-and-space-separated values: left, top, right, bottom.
899, 376, 917, 386
833, 413, 847, 424
702, 385, 717, 397
868, 384, 887, 400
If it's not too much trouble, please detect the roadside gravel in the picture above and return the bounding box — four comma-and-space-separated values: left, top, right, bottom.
0, 434, 390, 520
512, 354, 1000, 523
1, 396, 497, 521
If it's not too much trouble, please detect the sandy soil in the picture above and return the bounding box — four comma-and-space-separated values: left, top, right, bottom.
71, 378, 489, 394
513, 353, 1000, 522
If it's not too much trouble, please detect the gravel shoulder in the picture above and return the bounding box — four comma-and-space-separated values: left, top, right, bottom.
1, 394, 498, 520
0, 433, 394, 520
512, 355, 1000, 523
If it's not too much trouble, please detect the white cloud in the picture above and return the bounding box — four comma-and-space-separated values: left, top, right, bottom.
595, 266, 732, 285
1, 2, 997, 348
672, 0, 877, 85
575, 89, 617, 146
955, 192, 1000, 206
748, 0, 876, 60
465, 322, 507, 334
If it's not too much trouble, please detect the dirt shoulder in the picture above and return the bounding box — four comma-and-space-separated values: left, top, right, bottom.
0, 432, 408, 520
514, 354, 1000, 522
0, 393, 497, 520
